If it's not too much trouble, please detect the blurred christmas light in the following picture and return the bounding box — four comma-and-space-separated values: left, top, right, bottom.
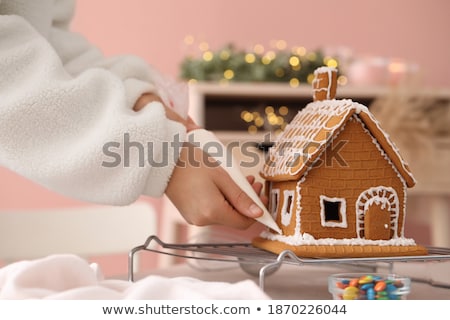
220, 50, 230, 60
261, 55, 272, 65
199, 42, 209, 51
184, 35, 195, 45
275, 68, 285, 77
248, 125, 258, 134
279, 106, 289, 116
265, 106, 274, 114
202, 51, 213, 61
388, 61, 407, 73
307, 52, 317, 61
223, 69, 235, 80
253, 44, 265, 55
293, 46, 307, 56
275, 40, 287, 50
337, 75, 348, 86
325, 57, 338, 68
289, 78, 300, 87
289, 56, 300, 67
245, 53, 256, 63
241, 111, 253, 122
254, 116, 265, 127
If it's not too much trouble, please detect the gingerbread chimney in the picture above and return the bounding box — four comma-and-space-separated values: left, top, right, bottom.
312, 67, 338, 101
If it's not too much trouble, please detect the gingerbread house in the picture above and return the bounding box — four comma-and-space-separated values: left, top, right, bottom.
252, 67, 427, 257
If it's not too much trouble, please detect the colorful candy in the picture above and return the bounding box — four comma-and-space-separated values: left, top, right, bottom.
374, 280, 387, 292
331, 274, 409, 300
343, 286, 359, 300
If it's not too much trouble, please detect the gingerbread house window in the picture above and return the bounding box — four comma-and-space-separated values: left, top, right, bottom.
281, 190, 295, 226
270, 188, 280, 220
320, 195, 348, 228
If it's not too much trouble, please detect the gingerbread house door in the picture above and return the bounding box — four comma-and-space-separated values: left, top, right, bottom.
355, 187, 400, 240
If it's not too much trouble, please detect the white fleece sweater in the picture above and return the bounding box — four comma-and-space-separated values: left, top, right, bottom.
0, 0, 187, 205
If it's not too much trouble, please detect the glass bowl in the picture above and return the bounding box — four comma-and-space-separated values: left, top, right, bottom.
328, 273, 411, 300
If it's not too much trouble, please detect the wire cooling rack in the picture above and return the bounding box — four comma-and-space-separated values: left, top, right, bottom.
128, 235, 450, 290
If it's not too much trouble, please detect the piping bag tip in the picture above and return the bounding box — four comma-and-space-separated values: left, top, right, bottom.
188, 129, 282, 235
255, 211, 282, 234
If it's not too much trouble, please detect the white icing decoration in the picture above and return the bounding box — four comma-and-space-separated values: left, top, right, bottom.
314, 66, 338, 75
270, 188, 280, 220
281, 190, 295, 227
294, 179, 304, 236
355, 186, 399, 239
302, 233, 315, 241
400, 183, 408, 238
319, 195, 348, 228
259, 230, 417, 246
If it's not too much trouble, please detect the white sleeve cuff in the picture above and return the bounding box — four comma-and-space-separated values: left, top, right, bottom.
141, 117, 187, 197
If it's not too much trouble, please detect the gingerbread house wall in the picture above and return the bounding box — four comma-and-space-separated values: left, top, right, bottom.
275, 115, 407, 239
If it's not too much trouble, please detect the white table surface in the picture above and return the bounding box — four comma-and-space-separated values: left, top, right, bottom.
140, 260, 450, 300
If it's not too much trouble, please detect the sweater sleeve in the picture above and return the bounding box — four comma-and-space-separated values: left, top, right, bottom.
46, 0, 189, 119
0, 15, 186, 205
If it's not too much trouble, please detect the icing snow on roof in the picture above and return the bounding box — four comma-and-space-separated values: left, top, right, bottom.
260, 99, 416, 187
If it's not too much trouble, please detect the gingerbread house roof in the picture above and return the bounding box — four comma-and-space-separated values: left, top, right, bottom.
260, 99, 416, 187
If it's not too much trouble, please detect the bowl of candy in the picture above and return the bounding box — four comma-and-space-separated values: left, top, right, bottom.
328, 273, 411, 300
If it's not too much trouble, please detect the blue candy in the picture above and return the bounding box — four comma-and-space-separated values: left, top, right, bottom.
386, 284, 397, 293
361, 283, 374, 291
367, 288, 376, 300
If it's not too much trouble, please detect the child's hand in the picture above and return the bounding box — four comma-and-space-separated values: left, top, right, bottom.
134, 92, 199, 132
165, 144, 267, 229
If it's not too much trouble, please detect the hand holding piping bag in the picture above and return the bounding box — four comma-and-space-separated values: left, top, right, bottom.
187, 129, 282, 234
139, 80, 279, 232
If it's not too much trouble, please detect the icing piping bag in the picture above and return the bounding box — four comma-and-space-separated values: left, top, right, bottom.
187, 129, 282, 234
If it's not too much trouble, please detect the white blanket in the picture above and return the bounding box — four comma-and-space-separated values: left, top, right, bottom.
0, 255, 270, 300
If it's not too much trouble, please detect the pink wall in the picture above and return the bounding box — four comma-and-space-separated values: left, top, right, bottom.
0, 168, 89, 209
71, 0, 449, 87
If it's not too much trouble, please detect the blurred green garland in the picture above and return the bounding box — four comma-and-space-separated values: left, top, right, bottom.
179, 44, 339, 84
